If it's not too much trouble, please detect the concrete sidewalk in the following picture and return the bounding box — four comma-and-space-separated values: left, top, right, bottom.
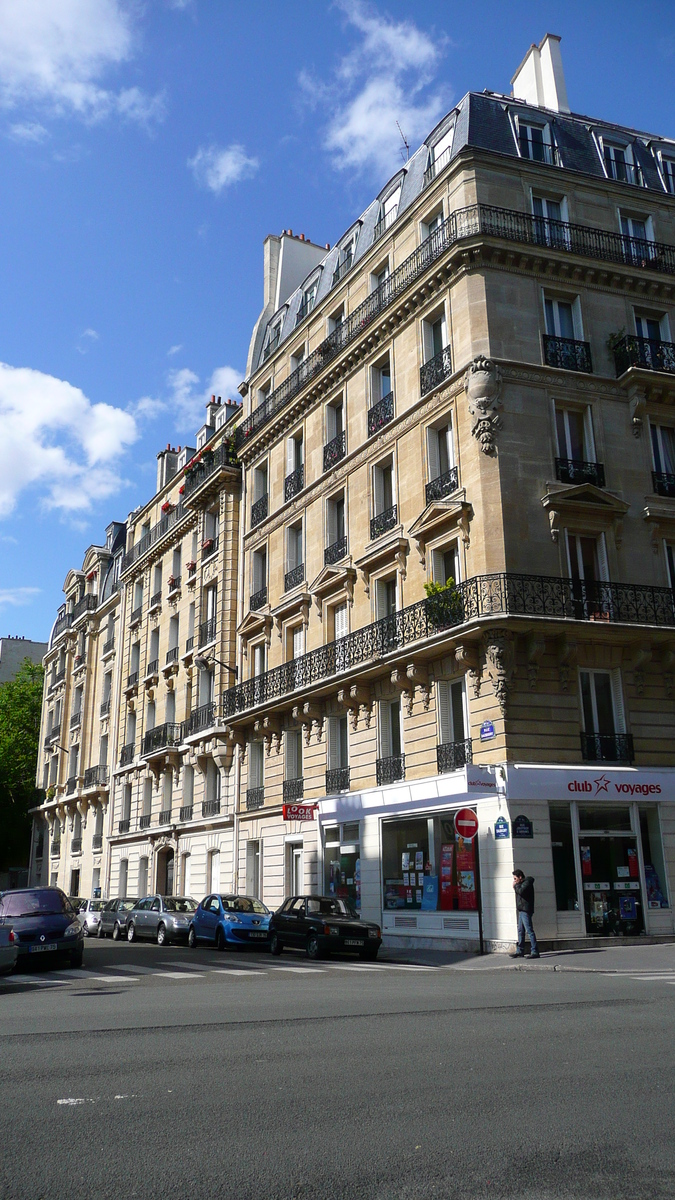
379, 941, 675, 974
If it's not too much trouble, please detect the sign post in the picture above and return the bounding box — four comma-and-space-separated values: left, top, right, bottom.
453, 808, 483, 955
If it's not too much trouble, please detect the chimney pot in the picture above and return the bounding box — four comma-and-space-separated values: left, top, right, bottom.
325, 243, 330, 250
288, 229, 292, 237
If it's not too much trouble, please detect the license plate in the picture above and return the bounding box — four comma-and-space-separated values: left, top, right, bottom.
249, 931, 267, 938
29, 943, 57, 953
345, 939, 364, 947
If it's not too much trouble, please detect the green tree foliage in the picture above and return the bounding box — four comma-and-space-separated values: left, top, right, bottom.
0, 658, 44, 870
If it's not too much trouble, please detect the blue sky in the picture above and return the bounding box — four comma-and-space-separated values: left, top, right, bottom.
1, 0, 674, 641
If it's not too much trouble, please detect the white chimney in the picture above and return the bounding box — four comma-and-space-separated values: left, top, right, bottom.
511, 34, 570, 114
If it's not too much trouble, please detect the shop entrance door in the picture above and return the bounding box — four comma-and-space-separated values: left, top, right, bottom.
577, 806, 643, 936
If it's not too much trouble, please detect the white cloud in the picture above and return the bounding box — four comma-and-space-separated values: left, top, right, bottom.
188, 143, 259, 194
306, 0, 449, 176
0, 0, 164, 127
0, 361, 137, 518
167, 344, 183, 357
7, 119, 48, 142
76, 327, 99, 354
0, 586, 40, 609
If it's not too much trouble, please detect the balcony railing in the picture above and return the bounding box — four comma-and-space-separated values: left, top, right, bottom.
92, 834, 102, 850
581, 732, 634, 763
325, 536, 347, 566
202, 536, 219, 560
168, 576, 181, 593
184, 702, 215, 737
119, 743, 134, 766
53, 613, 73, 638
102, 638, 115, 656
376, 754, 405, 785
653, 471, 675, 498
158, 809, 172, 825
84, 765, 108, 789
324, 431, 346, 472
437, 740, 473, 773
139, 814, 151, 829
374, 205, 398, 241
368, 392, 394, 437
66, 777, 77, 795
284, 465, 304, 501
283, 777, 304, 802
604, 157, 641, 187
198, 617, 217, 647
420, 346, 453, 396
185, 636, 194, 653
250, 586, 268, 611
126, 671, 139, 689
370, 505, 397, 541
555, 458, 606, 488
146, 658, 159, 678
519, 134, 559, 166
543, 335, 593, 374
70, 711, 82, 729
150, 591, 162, 610
71, 838, 82, 855
202, 799, 221, 817
296, 293, 316, 324
165, 646, 179, 664
183, 442, 239, 501
251, 495, 268, 527
142, 722, 182, 757
285, 564, 305, 592
100, 697, 111, 716
223, 571, 675, 718
423, 145, 452, 186
179, 805, 193, 821
130, 606, 142, 626
118, 819, 130, 833
72, 594, 97, 619
426, 467, 459, 504
326, 767, 350, 793
332, 254, 354, 286
122, 503, 188, 572
246, 787, 265, 810
613, 335, 675, 377
54, 668, 66, 685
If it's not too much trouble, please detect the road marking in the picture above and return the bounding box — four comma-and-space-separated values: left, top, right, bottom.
57, 1098, 93, 1106
104, 965, 157, 975
212, 969, 267, 977
3, 974, 62, 985
90, 975, 140, 983
152, 971, 205, 979
271, 966, 324, 973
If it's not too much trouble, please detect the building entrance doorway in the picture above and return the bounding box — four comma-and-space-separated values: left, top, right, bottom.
577, 807, 644, 936
157, 848, 174, 896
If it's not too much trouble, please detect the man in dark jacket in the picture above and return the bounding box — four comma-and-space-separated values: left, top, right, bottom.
510, 869, 540, 958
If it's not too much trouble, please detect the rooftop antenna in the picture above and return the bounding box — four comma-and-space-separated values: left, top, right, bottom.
396, 120, 409, 162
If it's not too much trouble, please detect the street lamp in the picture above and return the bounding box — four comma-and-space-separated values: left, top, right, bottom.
193, 653, 238, 679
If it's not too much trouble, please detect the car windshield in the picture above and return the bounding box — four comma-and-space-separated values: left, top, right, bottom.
221, 896, 269, 915
0, 889, 74, 918
89, 901, 106, 912
306, 898, 356, 917
119, 899, 138, 912
163, 898, 197, 913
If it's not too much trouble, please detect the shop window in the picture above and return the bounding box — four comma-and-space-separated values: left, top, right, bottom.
640, 807, 670, 909
382, 813, 478, 913
324, 821, 361, 908
286, 842, 304, 895
246, 840, 261, 898
550, 804, 579, 912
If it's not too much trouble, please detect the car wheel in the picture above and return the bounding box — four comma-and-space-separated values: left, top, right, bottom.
188, 926, 197, 949
112, 922, 121, 941
306, 934, 321, 960
82, 926, 89, 938
269, 933, 283, 956
97, 923, 104, 939
70, 948, 83, 968
156, 923, 167, 946
215, 927, 226, 952
360, 946, 379, 961
127, 922, 136, 943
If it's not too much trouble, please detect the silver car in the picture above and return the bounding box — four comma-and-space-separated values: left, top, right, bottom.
127, 896, 197, 946
98, 897, 139, 940
77, 898, 107, 937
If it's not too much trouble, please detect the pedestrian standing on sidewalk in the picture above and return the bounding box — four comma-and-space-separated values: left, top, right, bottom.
510, 869, 540, 959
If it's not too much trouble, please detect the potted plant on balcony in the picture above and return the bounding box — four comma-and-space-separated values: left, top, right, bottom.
186, 560, 197, 574
161, 500, 174, 515
46, 786, 56, 800
201, 538, 215, 554
424, 578, 462, 629
178, 484, 185, 495
168, 575, 178, 591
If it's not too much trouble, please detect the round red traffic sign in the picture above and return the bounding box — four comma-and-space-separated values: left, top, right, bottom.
454, 807, 479, 840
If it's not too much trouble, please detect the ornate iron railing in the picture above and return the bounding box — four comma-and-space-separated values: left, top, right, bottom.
98, 698, 111, 720
543, 335, 593, 373
92, 834, 103, 850
326, 767, 350, 793
325, 536, 347, 566
604, 156, 641, 186
66, 777, 78, 794
139, 814, 151, 829
246, 787, 265, 810
165, 646, 179, 664
184, 703, 215, 737
185, 636, 194, 653
142, 722, 182, 757
555, 458, 606, 487
420, 346, 453, 395
130, 606, 142, 626
614, 335, 675, 377
72, 594, 97, 619
159, 809, 172, 825
437, 740, 473, 773
251, 495, 268, 527
223, 571, 675, 718
423, 145, 452, 186
370, 504, 397, 541
285, 564, 305, 592
581, 732, 634, 763
70, 711, 81, 729
179, 805, 193, 821
202, 799, 221, 817
426, 467, 459, 504
376, 754, 405, 785
183, 441, 238, 500
119, 743, 134, 766
202, 536, 219, 559
250, 586, 268, 611
284, 465, 304, 501
103, 638, 115, 656
122, 503, 188, 572
324, 431, 346, 472
168, 576, 181, 592
118, 819, 130, 833
519, 134, 559, 166
198, 617, 217, 647
653, 471, 675, 498
332, 254, 354, 285
84, 765, 108, 789
150, 591, 162, 609
263, 329, 281, 361
146, 658, 159, 677
296, 293, 315, 324
53, 613, 73, 638
283, 777, 304, 802
368, 392, 394, 437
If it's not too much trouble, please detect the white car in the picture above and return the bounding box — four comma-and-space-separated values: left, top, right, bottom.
76, 898, 107, 937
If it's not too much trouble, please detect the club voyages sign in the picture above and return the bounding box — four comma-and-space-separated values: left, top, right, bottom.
506, 766, 675, 802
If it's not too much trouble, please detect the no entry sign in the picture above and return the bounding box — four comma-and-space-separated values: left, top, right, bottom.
454, 807, 479, 840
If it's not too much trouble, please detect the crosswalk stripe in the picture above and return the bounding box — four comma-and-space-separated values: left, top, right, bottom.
271, 966, 324, 973
104, 965, 157, 975
212, 969, 267, 977
152, 971, 205, 979
3, 974, 62, 985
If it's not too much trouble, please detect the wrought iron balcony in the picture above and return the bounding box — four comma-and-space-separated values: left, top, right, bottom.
183, 441, 239, 501
376, 754, 405, 786
202, 799, 221, 817
368, 392, 394, 437
324, 431, 346, 472
118, 819, 130, 833
102, 638, 115, 656
66, 777, 77, 795
179, 805, 193, 821
158, 809, 172, 825
420, 346, 453, 396
165, 646, 179, 664
119, 743, 134, 766
150, 591, 162, 609
285, 564, 305, 592
71, 838, 82, 855
139, 814, 151, 829
250, 586, 268, 612
332, 254, 354, 285
555, 458, 606, 488
146, 658, 159, 678
122, 503, 190, 572
72, 594, 97, 619
246, 787, 265, 811
51, 840, 61, 858
519, 134, 559, 166
202, 536, 219, 559
185, 636, 194, 653
543, 335, 593, 374
130, 606, 142, 626
251, 494, 268, 527
54, 668, 66, 685
70, 711, 82, 729
168, 575, 181, 592
325, 536, 347, 566
296, 293, 315, 324
126, 671, 139, 689
370, 504, 397, 541
262, 328, 281, 361
374, 204, 398, 241
100, 697, 111, 717
437, 740, 473, 773
223, 570, 675, 718
184, 702, 215, 737
142, 722, 182, 757
426, 467, 459, 504
614, 335, 675, 377
84, 765, 108, 789
198, 617, 217, 647
283, 777, 304, 802
423, 145, 452, 186
92, 834, 102, 850
653, 471, 675, 498
284, 465, 304, 501
326, 767, 350, 793
54, 612, 73, 638
581, 732, 634, 763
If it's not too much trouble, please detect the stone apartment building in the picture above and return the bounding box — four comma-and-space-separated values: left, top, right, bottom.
30, 35, 675, 949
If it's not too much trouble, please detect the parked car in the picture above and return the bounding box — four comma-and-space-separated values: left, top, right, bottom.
77, 898, 107, 937
269, 895, 382, 960
188, 894, 271, 950
0, 887, 84, 967
127, 896, 197, 945
98, 897, 139, 940
0, 923, 18, 975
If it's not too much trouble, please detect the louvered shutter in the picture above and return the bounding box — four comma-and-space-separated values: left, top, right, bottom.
328, 717, 339, 770
445, 421, 455, 469
293, 625, 304, 659
597, 534, 610, 582
379, 701, 392, 758
451, 680, 466, 742
334, 603, 348, 641
326, 404, 336, 442
436, 680, 452, 745
376, 580, 389, 621
286, 437, 295, 476
610, 670, 626, 734
427, 428, 440, 483
286, 730, 298, 781
432, 549, 444, 584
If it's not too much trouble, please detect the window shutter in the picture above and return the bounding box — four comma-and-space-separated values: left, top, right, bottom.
286, 437, 295, 476
250, 742, 263, 789
376, 580, 389, 621
293, 625, 304, 659
427, 428, 440, 482
432, 549, 444, 584
374, 466, 384, 517
327, 716, 339, 770
610, 670, 626, 733
326, 404, 336, 442
444, 422, 455, 471
286, 730, 298, 781
597, 533, 610, 582
379, 701, 392, 758
334, 603, 348, 641
436, 680, 452, 745
328, 499, 338, 546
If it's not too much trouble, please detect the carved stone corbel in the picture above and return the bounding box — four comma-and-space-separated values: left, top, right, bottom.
253, 716, 281, 755
338, 686, 366, 732
455, 642, 481, 697
390, 668, 414, 717
358, 567, 370, 598
557, 634, 578, 691
464, 355, 502, 454
548, 509, 560, 543
483, 629, 515, 715
395, 544, 407, 580
76, 797, 89, 824
628, 386, 646, 437
628, 642, 652, 696
292, 702, 324, 745
407, 662, 431, 711
525, 631, 546, 691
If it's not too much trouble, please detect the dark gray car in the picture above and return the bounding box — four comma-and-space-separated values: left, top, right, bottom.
127, 896, 197, 945
98, 897, 139, 940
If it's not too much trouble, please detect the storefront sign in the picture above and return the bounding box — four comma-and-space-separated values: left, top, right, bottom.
494, 817, 510, 839
583, 881, 610, 891
454, 808, 479, 840
480, 720, 495, 741
282, 803, 318, 821
506, 765, 675, 802
512, 814, 533, 839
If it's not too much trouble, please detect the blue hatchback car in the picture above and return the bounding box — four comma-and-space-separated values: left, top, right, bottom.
188, 894, 271, 951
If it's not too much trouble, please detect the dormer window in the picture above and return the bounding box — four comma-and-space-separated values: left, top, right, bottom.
296, 280, 318, 325
602, 140, 641, 186
262, 317, 283, 362
518, 119, 558, 166
660, 154, 675, 195
332, 232, 359, 285
374, 187, 401, 241
424, 125, 453, 185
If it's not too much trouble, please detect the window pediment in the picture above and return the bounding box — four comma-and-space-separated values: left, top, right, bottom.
542, 483, 629, 543
309, 562, 357, 615
238, 609, 273, 648
355, 536, 408, 597
409, 493, 472, 566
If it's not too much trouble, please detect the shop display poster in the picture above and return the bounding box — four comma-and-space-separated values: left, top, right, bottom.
580, 845, 592, 876
627, 848, 639, 879
421, 876, 439, 910
619, 896, 637, 921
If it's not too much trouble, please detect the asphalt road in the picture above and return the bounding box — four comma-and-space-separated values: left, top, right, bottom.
2, 940, 675, 1200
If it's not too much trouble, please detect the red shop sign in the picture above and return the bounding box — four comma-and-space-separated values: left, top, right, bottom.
282, 803, 318, 822
454, 808, 479, 840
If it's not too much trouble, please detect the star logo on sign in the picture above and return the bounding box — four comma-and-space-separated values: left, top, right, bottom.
593, 775, 611, 796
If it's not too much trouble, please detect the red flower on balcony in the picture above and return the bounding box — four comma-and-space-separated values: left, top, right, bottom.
201, 538, 214, 553
178, 484, 185, 495
186, 561, 196, 573
161, 501, 174, 514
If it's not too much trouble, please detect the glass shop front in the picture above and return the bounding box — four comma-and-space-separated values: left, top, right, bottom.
324, 822, 361, 909
381, 811, 479, 914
